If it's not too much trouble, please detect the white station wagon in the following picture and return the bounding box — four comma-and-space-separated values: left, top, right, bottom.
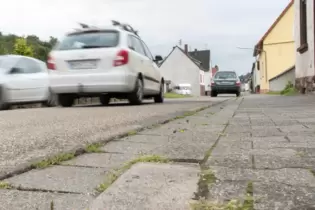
48, 21, 165, 107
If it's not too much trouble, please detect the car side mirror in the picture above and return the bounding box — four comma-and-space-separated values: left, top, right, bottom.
154, 55, 163, 62
10, 67, 23, 74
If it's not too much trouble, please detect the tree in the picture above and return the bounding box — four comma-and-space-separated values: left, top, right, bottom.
13, 38, 34, 57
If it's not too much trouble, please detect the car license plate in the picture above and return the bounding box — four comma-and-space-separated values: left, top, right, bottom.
69, 60, 97, 69
221, 81, 233, 85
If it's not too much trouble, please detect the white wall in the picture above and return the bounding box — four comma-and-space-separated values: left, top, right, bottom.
294, 0, 315, 78
204, 72, 211, 91
159, 47, 200, 96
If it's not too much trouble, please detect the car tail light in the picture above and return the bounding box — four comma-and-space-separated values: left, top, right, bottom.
47, 55, 56, 70
211, 81, 215, 86
236, 81, 241, 86
113, 50, 129, 67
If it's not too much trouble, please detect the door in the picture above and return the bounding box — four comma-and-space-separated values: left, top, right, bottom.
128, 35, 155, 92
141, 40, 160, 93
7, 58, 49, 102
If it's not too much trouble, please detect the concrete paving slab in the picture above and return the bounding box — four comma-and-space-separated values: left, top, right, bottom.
253, 182, 315, 210
0, 190, 92, 210
251, 128, 285, 137
63, 153, 134, 169
224, 125, 252, 133
101, 139, 162, 155
152, 132, 217, 160
253, 141, 315, 149
89, 162, 199, 210
5, 166, 107, 194
210, 166, 315, 187
206, 154, 252, 168
119, 134, 170, 145
254, 155, 315, 169
207, 181, 248, 203
278, 125, 311, 133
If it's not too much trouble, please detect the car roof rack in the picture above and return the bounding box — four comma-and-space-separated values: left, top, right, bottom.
111, 20, 139, 36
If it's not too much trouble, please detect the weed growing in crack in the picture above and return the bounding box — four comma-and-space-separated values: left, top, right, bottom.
243, 181, 254, 210
190, 198, 244, 210
85, 143, 103, 153
296, 151, 306, 157
310, 169, 315, 177
127, 130, 138, 136
32, 153, 75, 169
0, 182, 12, 189
201, 169, 217, 184
96, 155, 170, 193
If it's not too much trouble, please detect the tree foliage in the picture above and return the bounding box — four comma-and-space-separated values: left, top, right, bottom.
13, 38, 34, 57
0, 32, 58, 61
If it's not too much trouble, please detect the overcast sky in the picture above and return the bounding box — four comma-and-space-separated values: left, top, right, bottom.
0, 0, 290, 75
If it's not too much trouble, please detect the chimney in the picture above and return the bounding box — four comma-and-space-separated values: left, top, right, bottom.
194, 48, 197, 55
184, 44, 188, 54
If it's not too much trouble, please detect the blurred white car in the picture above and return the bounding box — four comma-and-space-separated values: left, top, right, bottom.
173, 83, 192, 95
0, 55, 55, 110
48, 21, 165, 107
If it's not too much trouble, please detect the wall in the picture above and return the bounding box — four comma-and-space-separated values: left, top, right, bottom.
159, 47, 200, 96
259, 3, 295, 93
269, 66, 295, 91
294, 0, 314, 89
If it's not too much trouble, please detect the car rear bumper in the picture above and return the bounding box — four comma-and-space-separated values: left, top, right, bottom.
211, 85, 240, 93
49, 67, 137, 94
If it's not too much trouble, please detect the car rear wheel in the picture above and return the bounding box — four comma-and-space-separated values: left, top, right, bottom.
128, 77, 143, 105
210, 91, 217, 97
58, 94, 75, 107
100, 95, 111, 106
154, 82, 164, 103
0, 87, 9, 110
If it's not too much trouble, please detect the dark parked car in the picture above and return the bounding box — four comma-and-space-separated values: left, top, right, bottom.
210, 71, 241, 97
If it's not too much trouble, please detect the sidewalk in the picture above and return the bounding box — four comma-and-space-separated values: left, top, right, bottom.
2, 94, 315, 209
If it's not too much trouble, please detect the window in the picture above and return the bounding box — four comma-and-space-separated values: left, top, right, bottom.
128, 35, 146, 56
14, 58, 42, 74
214, 71, 237, 79
56, 31, 119, 50
298, 0, 308, 53
141, 41, 154, 60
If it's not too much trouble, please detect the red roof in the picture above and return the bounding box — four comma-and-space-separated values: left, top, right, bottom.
253, 0, 293, 56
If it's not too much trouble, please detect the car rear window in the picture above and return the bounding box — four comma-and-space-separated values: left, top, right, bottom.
214, 72, 237, 79
0, 56, 20, 70
55, 30, 119, 51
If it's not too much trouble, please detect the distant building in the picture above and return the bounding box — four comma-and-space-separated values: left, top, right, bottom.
294, 0, 315, 93
253, 0, 295, 93
159, 44, 208, 96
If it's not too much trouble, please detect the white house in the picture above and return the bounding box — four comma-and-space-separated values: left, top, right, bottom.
294, 0, 315, 93
159, 45, 206, 96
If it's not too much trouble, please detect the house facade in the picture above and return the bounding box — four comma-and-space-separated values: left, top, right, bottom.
294, 0, 315, 93
159, 45, 206, 96
253, 0, 295, 93
251, 61, 260, 93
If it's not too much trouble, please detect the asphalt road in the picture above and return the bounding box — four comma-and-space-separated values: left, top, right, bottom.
0, 96, 230, 176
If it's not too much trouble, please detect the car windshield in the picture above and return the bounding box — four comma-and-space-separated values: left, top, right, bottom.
214, 71, 237, 79
0, 56, 19, 71
56, 31, 119, 50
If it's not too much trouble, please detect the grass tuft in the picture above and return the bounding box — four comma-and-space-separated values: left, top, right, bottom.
127, 130, 138, 136
201, 169, 217, 185
85, 143, 103, 153
164, 92, 191, 98
32, 153, 75, 169
0, 182, 12, 189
